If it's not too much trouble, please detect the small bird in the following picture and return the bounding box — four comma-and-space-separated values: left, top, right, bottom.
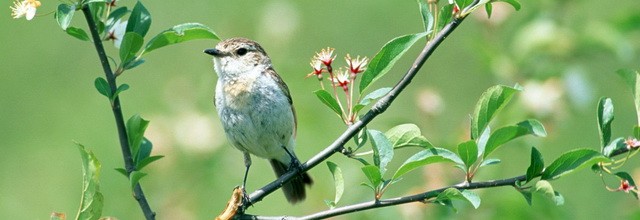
204, 38, 312, 204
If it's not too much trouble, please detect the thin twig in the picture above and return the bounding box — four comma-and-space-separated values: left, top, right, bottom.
244, 1, 467, 209
81, 5, 156, 220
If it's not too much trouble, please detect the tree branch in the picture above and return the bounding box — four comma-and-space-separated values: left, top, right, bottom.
244, 3, 467, 208
81, 5, 156, 220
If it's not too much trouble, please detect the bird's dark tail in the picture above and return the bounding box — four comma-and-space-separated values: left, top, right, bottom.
269, 159, 313, 204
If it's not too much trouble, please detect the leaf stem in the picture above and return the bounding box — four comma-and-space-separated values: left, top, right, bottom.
81, 5, 156, 220
326, 65, 347, 122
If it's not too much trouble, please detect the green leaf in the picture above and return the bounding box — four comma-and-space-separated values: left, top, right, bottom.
66, 27, 90, 41
484, 3, 493, 18
352, 157, 371, 166
123, 58, 145, 70
353, 87, 392, 113
361, 165, 383, 189
111, 84, 130, 101
434, 197, 456, 212
104, 7, 129, 32
526, 147, 544, 183
126, 114, 150, 160
326, 161, 344, 205
87, 2, 104, 30
354, 128, 369, 150
615, 172, 637, 187
126, 1, 151, 37
392, 147, 463, 179
56, 4, 75, 31
435, 188, 481, 210
518, 190, 533, 206
142, 23, 219, 55
534, 180, 564, 205
597, 97, 615, 149
114, 168, 128, 177
369, 130, 394, 175
95, 20, 105, 36
136, 155, 164, 171
634, 126, 640, 139
457, 140, 478, 169
483, 119, 547, 158
460, 190, 481, 209
359, 32, 428, 94
455, 0, 475, 10
360, 182, 375, 191
351, 128, 369, 155
479, 158, 501, 167
417, 0, 434, 33
94, 77, 111, 98
476, 126, 491, 157
129, 171, 147, 190
471, 85, 520, 139
437, 4, 454, 31
135, 137, 153, 164
385, 123, 433, 149
107, 7, 129, 20
75, 143, 103, 220
119, 32, 144, 65
603, 138, 625, 157
541, 149, 609, 180
314, 90, 343, 117
494, 0, 522, 11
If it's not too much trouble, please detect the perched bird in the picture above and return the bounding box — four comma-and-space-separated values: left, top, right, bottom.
205, 38, 312, 204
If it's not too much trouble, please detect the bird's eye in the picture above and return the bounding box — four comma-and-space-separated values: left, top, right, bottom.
236, 48, 248, 56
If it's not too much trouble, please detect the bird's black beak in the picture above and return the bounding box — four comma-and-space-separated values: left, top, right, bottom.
204, 48, 222, 57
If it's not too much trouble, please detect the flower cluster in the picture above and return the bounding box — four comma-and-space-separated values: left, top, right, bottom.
307, 48, 369, 125
308, 48, 368, 92
10, 0, 41, 20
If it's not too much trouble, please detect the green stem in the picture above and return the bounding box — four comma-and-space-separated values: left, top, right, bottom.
81, 5, 156, 220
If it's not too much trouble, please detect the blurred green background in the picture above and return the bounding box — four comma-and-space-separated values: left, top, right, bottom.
2, 0, 640, 219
